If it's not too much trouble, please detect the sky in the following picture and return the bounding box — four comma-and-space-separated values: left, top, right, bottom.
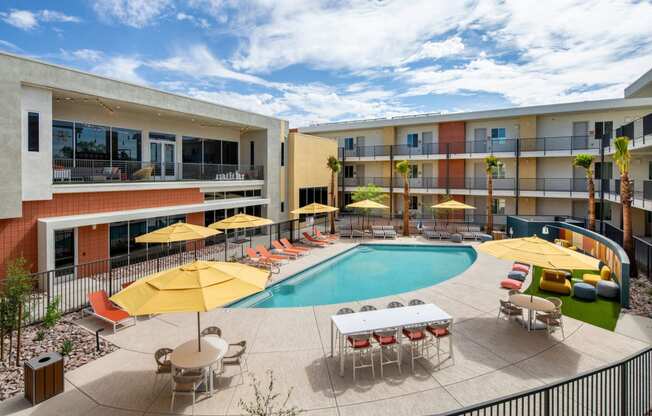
1, 0, 652, 128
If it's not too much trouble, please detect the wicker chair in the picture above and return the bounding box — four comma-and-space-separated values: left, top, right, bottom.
170, 368, 206, 412
359, 305, 377, 312
387, 301, 404, 309
201, 326, 222, 337
155, 348, 173, 374
497, 299, 523, 321
218, 341, 248, 385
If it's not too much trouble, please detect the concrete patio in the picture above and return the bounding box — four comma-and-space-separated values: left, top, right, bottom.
2, 237, 650, 416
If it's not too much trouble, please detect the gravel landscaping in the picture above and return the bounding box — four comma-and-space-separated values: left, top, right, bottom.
624, 275, 652, 318
0, 311, 117, 401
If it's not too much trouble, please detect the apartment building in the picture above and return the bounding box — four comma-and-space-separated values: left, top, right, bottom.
0, 52, 288, 274
300, 69, 652, 238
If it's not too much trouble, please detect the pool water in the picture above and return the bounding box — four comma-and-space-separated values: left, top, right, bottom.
232, 244, 476, 308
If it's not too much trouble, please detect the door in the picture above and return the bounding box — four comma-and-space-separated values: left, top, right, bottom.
572, 121, 589, 150
150, 141, 176, 179
474, 128, 487, 153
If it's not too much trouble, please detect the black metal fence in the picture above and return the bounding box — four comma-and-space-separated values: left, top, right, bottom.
10, 217, 330, 326
600, 222, 652, 280
440, 347, 651, 416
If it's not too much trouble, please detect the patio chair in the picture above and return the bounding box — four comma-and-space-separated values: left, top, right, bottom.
373, 329, 401, 377
335, 308, 355, 354
423, 228, 439, 240
201, 326, 222, 337
154, 347, 173, 387
83, 290, 136, 333
214, 340, 248, 385
387, 301, 404, 308
371, 226, 385, 239
426, 321, 453, 365
359, 305, 377, 312
538, 310, 565, 339
256, 245, 292, 261
408, 299, 425, 306
302, 232, 329, 246
315, 229, 338, 242
382, 226, 397, 239
347, 333, 375, 380
170, 368, 206, 412
272, 240, 304, 257
402, 325, 427, 372
497, 299, 523, 322
245, 248, 282, 271
280, 238, 311, 253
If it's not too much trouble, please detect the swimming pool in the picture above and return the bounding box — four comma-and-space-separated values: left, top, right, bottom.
232, 244, 476, 308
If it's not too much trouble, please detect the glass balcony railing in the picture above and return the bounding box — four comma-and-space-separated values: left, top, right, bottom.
52, 159, 264, 184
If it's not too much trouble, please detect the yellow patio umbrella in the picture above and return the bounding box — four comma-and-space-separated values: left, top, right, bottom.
477, 235, 600, 271
110, 260, 270, 351
209, 213, 274, 260
291, 203, 338, 234
431, 200, 476, 210
346, 199, 389, 230
135, 222, 221, 243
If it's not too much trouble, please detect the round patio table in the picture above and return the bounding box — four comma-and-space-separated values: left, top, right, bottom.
509, 294, 555, 331
170, 337, 228, 395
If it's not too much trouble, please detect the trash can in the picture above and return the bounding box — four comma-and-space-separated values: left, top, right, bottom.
24, 352, 64, 405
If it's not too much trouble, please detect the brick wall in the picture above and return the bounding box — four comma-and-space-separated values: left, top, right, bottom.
0, 189, 203, 274
185, 212, 206, 250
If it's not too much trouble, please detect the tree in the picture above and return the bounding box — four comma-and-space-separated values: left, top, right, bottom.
484, 156, 499, 234
613, 136, 636, 276
0, 257, 32, 365
351, 184, 386, 228
326, 156, 341, 234
573, 154, 596, 231
395, 160, 411, 236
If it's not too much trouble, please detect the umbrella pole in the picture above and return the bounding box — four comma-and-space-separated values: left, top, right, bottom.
197, 312, 201, 352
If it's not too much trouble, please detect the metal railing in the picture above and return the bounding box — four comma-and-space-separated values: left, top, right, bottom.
52, 159, 264, 183
599, 222, 652, 281
441, 347, 651, 416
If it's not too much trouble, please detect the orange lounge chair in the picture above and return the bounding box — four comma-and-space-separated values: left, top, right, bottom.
272, 240, 304, 257
315, 229, 338, 242
246, 247, 282, 265
280, 238, 310, 253
83, 290, 135, 333
257, 245, 292, 261
303, 232, 329, 246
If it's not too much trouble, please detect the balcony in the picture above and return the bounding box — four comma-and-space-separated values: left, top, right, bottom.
52, 159, 264, 184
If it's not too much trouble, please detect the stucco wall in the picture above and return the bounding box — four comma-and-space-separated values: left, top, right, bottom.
21, 85, 53, 201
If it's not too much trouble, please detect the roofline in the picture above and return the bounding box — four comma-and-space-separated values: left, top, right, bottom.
625, 67, 652, 98
0, 51, 285, 124
299, 97, 652, 134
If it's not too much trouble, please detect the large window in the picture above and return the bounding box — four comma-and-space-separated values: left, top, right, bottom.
410, 196, 418, 210
52, 120, 74, 159
343, 137, 354, 150
182, 137, 203, 163
223, 141, 238, 165
75, 123, 110, 160
183, 137, 238, 165
492, 161, 506, 179
492, 198, 506, 215
491, 128, 506, 144
407, 133, 419, 147
110, 215, 187, 258
595, 202, 612, 221
344, 165, 354, 178
112, 127, 142, 161
28, 112, 39, 152
204, 140, 222, 164
595, 162, 613, 180
299, 186, 328, 207
54, 229, 74, 269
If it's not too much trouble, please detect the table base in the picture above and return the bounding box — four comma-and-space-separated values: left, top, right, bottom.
516, 317, 547, 331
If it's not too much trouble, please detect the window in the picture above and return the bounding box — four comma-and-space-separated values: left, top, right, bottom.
491, 128, 506, 144
28, 112, 39, 152
149, 132, 176, 142
492, 198, 506, 215
409, 164, 418, 178
343, 192, 353, 207
203, 140, 221, 164
594, 162, 613, 180
407, 133, 419, 147
111, 127, 141, 161
223, 141, 238, 165
281, 142, 285, 166
109, 222, 129, 258
344, 165, 354, 178
595, 202, 612, 221
492, 161, 506, 179
344, 137, 354, 150
280, 201, 285, 212
250, 141, 255, 166
75, 123, 110, 160
54, 229, 74, 269
409, 196, 418, 210
299, 186, 328, 207
52, 120, 74, 159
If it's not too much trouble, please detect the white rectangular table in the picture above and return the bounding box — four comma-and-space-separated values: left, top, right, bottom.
330, 304, 453, 376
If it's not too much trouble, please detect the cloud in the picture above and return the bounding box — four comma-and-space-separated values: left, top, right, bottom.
60, 48, 104, 62
401, 37, 465, 64
91, 56, 147, 85
0, 9, 80, 30
0, 39, 20, 51
176, 12, 210, 29
92, 0, 173, 28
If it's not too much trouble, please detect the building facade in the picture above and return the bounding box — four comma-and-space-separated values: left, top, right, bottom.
0, 52, 288, 274
300, 72, 652, 240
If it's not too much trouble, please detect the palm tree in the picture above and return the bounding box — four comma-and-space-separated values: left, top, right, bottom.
613, 136, 636, 275
484, 156, 499, 234
326, 156, 341, 234
573, 154, 596, 231
395, 160, 411, 236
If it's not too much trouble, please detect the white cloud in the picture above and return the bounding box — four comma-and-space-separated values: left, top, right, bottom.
401, 37, 465, 64
92, 0, 172, 28
176, 12, 210, 29
60, 48, 104, 62
0, 9, 80, 30
0, 39, 20, 51
91, 56, 147, 85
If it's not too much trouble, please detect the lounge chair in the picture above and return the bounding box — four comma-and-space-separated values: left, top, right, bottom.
435, 225, 451, 240
257, 245, 292, 261
382, 226, 397, 239
272, 240, 304, 257
84, 290, 135, 333
244, 247, 282, 271
371, 226, 385, 239
315, 229, 338, 242
280, 238, 311, 253
302, 232, 329, 246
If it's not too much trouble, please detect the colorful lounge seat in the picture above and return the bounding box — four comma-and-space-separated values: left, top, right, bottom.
573, 282, 597, 301
582, 265, 611, 286
512, 263, 530, 274
500, 278, 522, 290
597, 280, 620, 299
508, 270, 527, 282
539, 268, 572, 295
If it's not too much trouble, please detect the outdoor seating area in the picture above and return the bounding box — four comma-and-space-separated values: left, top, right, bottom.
422, 224, 486, 241
371, 225, 398, 239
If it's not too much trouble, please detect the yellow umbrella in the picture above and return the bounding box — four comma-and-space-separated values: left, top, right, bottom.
208, 213, 273, 230
290, 202, 338, 215
477, 236, 600, 270
346, 199, 389, 209
110, 260, 269, 351
135, 222, 221, 243
431, 200, 476, 210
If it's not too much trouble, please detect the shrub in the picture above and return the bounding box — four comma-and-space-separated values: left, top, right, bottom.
43, 296, 61, 329
239, 370, 300, 416
60, 339, 73, 356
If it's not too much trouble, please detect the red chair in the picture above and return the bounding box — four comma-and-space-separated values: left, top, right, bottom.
256, 245, 291, 261
402, 325, 427, 372
426, 322, 453, 365
302, 232, 329, 246
84, 290, 135, 333
373, 329, 401, 377
280, 238, 310, 253
271, 240, 302, 258
315, 229, 338, 242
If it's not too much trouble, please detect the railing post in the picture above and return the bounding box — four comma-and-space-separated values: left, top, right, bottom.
544, 388, 550, 416
108, 262, 114, 296
621, 361, 628, 416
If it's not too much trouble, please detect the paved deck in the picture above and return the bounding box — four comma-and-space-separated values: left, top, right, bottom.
2, 237, 650, 416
